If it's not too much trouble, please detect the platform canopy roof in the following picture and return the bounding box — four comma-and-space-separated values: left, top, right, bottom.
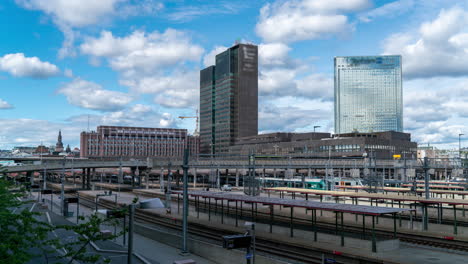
266, 187, 468, 206
175, 190, 413, 216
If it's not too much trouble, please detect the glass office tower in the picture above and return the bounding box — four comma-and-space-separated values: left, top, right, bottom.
334, 55, 402, 134
200, 44, 258, 154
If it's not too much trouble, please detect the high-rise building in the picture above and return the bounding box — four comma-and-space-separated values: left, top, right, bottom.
334, 55, 402, 134
200, 66, 216, 154
200, 43, 258, 154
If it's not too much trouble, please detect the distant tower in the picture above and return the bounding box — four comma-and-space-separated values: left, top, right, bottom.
56, 130, 64, 152
65, 144, 71, 153
199, 43, 258, 154
334, 55, 402, 134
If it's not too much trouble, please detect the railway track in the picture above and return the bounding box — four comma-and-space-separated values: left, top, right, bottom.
128, 190, 468, 252
78, 194, 386, 264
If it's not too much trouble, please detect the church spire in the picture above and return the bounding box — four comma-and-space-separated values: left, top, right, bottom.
58, 130, 62, 143
55, 130, 64, 152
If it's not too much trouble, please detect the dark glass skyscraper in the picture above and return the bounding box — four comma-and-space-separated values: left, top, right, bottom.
334, 55, 403, 134
200, 44, 258, 154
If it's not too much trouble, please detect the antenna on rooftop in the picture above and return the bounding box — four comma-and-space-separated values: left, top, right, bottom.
87, 114, 90, 132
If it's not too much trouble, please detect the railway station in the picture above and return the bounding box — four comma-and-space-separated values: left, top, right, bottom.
8, 156, 468, 264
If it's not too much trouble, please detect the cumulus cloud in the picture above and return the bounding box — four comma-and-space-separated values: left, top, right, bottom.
16, 0, 163, 57
120, 70, 199, 108
202, 46, 228, 67
67, 104, 176, 130
256, 0, 370, 43
259, 102, 332, 133
359, 0, 414, 22
58, 78, 133, 111
0, 53, 59, 79
0, 118, 82, 149
80, 29, 204, 75
383, 6, 468, 79
401, 77, 468, 145
0, 103, 177, 149
0, 99, 13, 109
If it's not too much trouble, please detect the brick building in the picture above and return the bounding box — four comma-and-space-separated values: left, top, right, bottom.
80, 126, 199, 158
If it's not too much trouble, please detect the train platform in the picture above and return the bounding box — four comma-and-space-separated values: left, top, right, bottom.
32, 191, 216, 264
79, 189, 468, 264
266, 187, 468, 236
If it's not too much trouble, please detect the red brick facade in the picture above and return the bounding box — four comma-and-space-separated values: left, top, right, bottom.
80, 126, 199, 158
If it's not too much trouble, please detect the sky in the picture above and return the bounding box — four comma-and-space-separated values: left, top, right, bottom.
1, 0, 468, 150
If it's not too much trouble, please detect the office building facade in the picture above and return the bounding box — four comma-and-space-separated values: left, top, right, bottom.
80, 126, 199, 158
200, 43, 258, 154
228, 131, 417, 159
334, 55, 402, 134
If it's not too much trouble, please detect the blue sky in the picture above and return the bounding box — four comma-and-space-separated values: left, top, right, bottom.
1, 0, 468, 150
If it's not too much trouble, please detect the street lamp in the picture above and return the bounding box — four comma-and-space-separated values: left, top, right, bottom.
459, 134, 464, 159
313, 126, 321, 133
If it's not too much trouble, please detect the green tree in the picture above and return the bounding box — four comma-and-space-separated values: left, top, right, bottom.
0, 167, 51, 264
0, 166, 125, 264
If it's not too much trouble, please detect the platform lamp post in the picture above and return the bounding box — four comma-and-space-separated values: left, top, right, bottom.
459, 133, 464, 159
181, 148, 190, 254
313, 125, 321, 133
61, 157, 66, 216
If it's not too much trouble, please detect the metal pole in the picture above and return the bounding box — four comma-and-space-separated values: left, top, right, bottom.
424, 157, 429, 199
61, 158, 65, 216
77, 193, 80, 224
182, 148, 189, 254
252, 223, 256, 264
459, 134, 464, 159
127, 203, 135, 264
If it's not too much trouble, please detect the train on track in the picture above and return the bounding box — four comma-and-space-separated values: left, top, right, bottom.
259, 177, 363, 190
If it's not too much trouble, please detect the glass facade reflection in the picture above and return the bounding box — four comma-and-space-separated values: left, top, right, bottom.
334, 55, 402, 134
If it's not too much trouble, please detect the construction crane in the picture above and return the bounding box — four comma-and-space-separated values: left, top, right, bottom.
178, 109, 199, 136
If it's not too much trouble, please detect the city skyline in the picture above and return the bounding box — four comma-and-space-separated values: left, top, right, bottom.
1, 1, 468, 149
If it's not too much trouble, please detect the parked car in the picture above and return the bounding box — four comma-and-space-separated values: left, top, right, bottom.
221, 184, 232, 191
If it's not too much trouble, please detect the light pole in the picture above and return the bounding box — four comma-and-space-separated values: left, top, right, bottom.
459, 133, 464, 159
313, 126, 321, 133
181, 148, 189, 254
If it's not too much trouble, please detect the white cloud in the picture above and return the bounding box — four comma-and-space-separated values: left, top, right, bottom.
0, 118, 82, 149
0, 53, 59, 79
0, 103, 177, 149
80, 29, 204, 75
259, 68, 298, 97
400, 76, 468, 146
0, 99, 13, 109
16, 0, 122, 27
359, 0, 414, 22
383, 6, 468, 79
167, 2, 244, 22
58, 78, 133, 111
259, 102, 332, 133
256, 0, 370, 43
64, 68, 73, 77
296, 73, 334, 101
121, 70, 199, 108
258, 43, 293, 68
16, 0, 163, 57
203, 46, 228, 67
68, 105, 176, 130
